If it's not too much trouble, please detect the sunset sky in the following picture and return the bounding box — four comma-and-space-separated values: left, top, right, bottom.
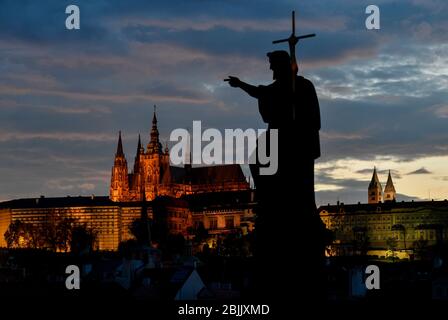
1, 0, 447, 206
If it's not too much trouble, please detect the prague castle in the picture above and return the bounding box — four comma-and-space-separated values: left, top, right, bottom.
0, 109, 253, 250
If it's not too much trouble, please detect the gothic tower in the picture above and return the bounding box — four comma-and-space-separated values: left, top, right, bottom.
130, 134, 145, 201
368, 167, 382, 204
143, 106, 169, 201
147, 106, 163, 154
384, 170, 396, 202
110, 131, 129, 201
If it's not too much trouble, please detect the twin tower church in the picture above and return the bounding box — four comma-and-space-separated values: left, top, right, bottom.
368, 167, 397, 204
110, 109, 250, 202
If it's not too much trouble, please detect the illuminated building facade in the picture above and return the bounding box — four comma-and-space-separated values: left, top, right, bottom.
319, 168, 448, 257
0, 191, 255, 251
320, 201, 448, 254
0, 196, 141, 250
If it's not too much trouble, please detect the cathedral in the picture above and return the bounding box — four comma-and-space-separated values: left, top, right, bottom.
110, 108, 250, 202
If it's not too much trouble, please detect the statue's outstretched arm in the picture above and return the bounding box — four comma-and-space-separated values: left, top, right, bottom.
225, 76, 261, 99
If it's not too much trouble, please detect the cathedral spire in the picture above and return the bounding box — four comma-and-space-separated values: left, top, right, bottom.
152, 105, 157, 125
137, 133, 143, 154
384, 170, 396, 202
368, 166, 382, 204
116, 131, 124, 156
147, 105, 162, 154
369, 167, 381, 188
110, 131, 129, 202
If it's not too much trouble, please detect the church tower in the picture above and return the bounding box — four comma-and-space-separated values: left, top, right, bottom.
110, 131, 129, 201
144, 106, 166, 201
384, 170, 396, 202
368, 167, 382, 204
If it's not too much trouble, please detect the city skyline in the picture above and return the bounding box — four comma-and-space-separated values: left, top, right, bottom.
1, 1, 447, 205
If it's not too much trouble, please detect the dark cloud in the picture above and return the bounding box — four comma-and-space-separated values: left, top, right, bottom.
407, 167, 432, 175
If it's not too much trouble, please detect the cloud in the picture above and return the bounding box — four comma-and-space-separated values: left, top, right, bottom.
407, 167, 432, 175
114, 16, 348, 33
321, 131, 368, 141
433, 105, 448, 118
0, 85, 210, 105
79, 183, 96, 191
0, 131, 117, 142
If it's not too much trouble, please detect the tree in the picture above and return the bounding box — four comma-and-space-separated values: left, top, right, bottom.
4, 217, 95, 253
4, 220, 41, 248
70, 225, 97, 255
40, 217, 77, 251
27, 224, 45, 249
386, 237, 398, 261
129, 218, 151, 246
56, 217, 76, 252
4, 220, 24, 248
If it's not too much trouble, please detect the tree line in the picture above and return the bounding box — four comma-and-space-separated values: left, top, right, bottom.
4, 217, 96, 254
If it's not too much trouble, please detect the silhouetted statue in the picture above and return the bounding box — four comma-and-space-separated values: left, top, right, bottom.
225, 50, 326, 303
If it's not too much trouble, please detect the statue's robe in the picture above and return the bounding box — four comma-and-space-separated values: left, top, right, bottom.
249, 75, 327, 302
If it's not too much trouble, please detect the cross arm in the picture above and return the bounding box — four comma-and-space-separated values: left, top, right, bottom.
272, 33, 316, 44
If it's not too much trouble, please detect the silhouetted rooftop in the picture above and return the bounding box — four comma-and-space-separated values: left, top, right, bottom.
0, 190, 254, 210
319, 200, 448, 215
0, 196, 114, 209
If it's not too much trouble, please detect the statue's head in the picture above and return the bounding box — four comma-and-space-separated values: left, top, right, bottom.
267, 50, 292, 80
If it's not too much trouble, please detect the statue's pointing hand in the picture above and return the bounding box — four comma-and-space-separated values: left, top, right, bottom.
224, 76, 241, 88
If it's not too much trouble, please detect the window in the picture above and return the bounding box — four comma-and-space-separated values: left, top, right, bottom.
209, 218, 218, 230
225, 217, 234, 229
